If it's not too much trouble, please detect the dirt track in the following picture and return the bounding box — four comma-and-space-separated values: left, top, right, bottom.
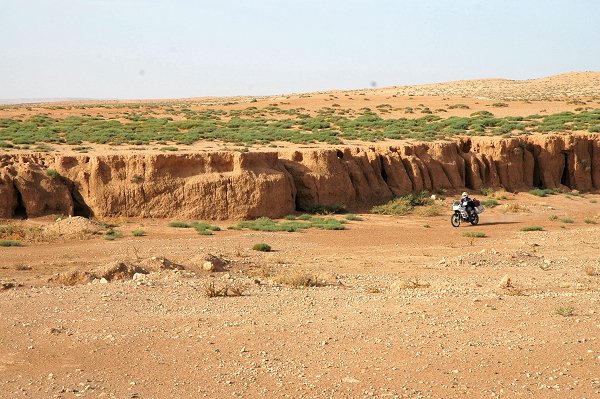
1, 192, 599, 398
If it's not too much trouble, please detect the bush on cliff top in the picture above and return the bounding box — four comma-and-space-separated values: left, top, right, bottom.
0, 107, 598, 147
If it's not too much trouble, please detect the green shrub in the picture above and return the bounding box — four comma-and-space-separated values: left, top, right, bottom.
1, 107, 598, 146
560, 218, 575, 223
2, 106, 598, 148
372, 198, 413, 215
132, 229, 145, 237
584, 218, 597, 224
252, 243, 272, 252
549, 214, 558, 221
168, 221, 190, 228
482, 198, 499, 208
371, 192, 432, 215
231, 216, 345, 232
46, 169, 60, 179
448, 104, 470, 109
190, 222, 220, 234
304, 204, 347, 215
480, 187, 494, 196
0, 240, 22, 247
105, 228, 124, 240
345, 213, 363, 221
520, 226, 543, 231
529, 188, 558, 197
463, 232, 486, 238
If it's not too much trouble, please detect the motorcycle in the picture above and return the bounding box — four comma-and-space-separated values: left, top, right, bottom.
451, 200, 484, 227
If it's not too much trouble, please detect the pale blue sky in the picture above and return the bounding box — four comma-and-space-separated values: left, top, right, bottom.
1, 0, 599, 99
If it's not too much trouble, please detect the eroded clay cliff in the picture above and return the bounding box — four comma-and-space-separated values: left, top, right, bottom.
0, 134, 598, 220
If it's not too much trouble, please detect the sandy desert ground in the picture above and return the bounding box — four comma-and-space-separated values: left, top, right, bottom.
1, 74, 599, 398
1, 191, 599, 399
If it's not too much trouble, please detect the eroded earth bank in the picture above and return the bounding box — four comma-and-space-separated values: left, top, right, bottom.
1, 133, 600, 220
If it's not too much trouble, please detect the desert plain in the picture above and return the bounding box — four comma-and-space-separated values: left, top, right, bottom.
1, 73, 599, 398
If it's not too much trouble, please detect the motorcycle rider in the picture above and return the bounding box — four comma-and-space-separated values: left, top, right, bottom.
460, 192, 474, 218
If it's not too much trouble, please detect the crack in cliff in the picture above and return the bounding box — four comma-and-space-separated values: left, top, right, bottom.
12, 183, 27, 219
400, 157, 417, 191
561, 152, 572, 188
378, 155, 389, 184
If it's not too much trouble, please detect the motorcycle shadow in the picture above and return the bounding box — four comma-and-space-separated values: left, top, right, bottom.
479, 221, 520, 226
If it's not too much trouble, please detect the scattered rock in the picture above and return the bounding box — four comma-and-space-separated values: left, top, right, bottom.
497, 274, 512, 289
203, 261, 217, 272
94, 262, 147, 281
48, 270, 97, 286
391, 279, 430, 290
49, 262, 147, 285
45, 326, 66, 335
140, 257, 184, 272
190, 254, 228, 273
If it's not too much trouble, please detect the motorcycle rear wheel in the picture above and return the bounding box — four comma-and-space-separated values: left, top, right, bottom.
451, 213, 461, 227
470, 214, 479, 225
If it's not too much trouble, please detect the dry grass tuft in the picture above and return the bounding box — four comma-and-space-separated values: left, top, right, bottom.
415, 204, 443, 217
203, 281, 246, 297
492, 189, 510, 200
271, 269, 319, 288
501, 203, 530, 213
0, 224, 47, 243
244, 265, 276, 279
555, 306, 575, 317
227, 282, 246, 296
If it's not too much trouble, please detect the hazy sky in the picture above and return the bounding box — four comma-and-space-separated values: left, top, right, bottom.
1, 0, 599, 99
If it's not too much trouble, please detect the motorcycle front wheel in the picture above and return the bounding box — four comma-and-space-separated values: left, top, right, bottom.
470, 213, 479, 225
451, 213, 461, 227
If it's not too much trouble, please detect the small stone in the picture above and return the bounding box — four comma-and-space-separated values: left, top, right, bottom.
202, 261, 215, 272
497, 274, 511, 289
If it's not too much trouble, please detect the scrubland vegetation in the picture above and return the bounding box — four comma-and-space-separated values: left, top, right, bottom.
0, 104, 598, 148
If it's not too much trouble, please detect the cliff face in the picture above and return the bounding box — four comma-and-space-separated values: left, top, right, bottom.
1, 134, 598, 220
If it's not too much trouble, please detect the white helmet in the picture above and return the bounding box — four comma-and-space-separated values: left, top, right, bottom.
462, 192, 468, 198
